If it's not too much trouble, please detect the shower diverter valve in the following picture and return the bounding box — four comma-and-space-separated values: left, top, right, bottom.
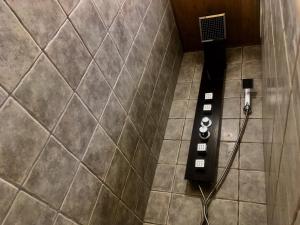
201, 117, 212, 127
199, 126, 210, 139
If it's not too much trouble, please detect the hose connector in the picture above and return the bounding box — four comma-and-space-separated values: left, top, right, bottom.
242, 79, 253, 116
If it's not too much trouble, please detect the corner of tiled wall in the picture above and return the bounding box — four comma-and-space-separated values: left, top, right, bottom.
0, 0, 183, 224
261, 0, 300, 224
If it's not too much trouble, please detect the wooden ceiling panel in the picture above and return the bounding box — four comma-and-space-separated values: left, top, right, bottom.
171, 0, 261, 51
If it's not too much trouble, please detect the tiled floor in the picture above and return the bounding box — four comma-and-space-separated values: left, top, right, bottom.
144, 46, 268, 225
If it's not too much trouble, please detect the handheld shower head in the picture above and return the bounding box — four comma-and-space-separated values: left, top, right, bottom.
242, 79, 253, 115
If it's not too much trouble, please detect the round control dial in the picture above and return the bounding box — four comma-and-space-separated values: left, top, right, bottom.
199, 126, 210, 139
201, 117, 212, 127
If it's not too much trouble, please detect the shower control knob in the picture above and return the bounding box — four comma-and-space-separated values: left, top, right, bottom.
199, 126, 210, 139
201, 117, 212, 127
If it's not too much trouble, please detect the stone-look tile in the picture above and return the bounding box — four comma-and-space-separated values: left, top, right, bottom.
93, 0, 120, 27
239, 170, 266, 203
89, 186, 118, 225
118, 118, 139, 162
208, 199, 238, 225
252, 79, 262, 97
7, 0, 66, 47
114, 67, 136, 112
240, 143, 264, 171
122, 169, 141, 211
174, 83, 191, 100
226, 47, 242, 64
220, 119, 239, 141
0, 178, 18, 223
164, 119, 185, 140
224, 80, 241, 98
152, 164, 175, 192
193, 64, 203, 81
114, 201, 139, 225
3, 191, 56, 225
242, 60, 262, 79
95, 34, 124, 87
177, 141, 190, 165
225, 63, 241, 80
54, 95, 97, 158
241, 97, 262, 118
172, 165, 200, 196
129, 92, 148, 133
142, 115, 157, 147
243, 45, 261, 62
55, 214, 78, 225
125, 43, 147, 84
295, 211, 300, 225
70, 0, 106, 55
177, 64, 195, 83
158, 140, 180, 164
158, 108, 171, 138
0, 1, 40, 91
133, 139, 150, 178
150, 130, 163, 158
14, 54, 72, 130
62, 166, 101, 225
144, 191, 171, 224
100, 93, 127, 143
83, 126, 116, 179
133, 24, 152, 67
136, 0, 151, 21
105, 150, 130, 197
189, 82, 200, 99
138, 54, 158, 105
136, 181, 150, 219
182, 119, 193, 140
144, 153, 158, 186
168, 194, 202, 225
186, 100, 197, 118
121, 0, 142, 36
280, 96, 300, 224
109, 11, 133, 59
58, 0, 79, 14
24, 138, 78, 208
216, 169, 238, 200
77, 61, 111, 119
169, 100, 188, 118
0, 87, 8, 106
148, 87, 165, 126
239, 202, 267, 225
222, 98, 240, 119
181, 52, 201, 66
0, 99, 48, 184
241, 119, 263, 143
218, 142, 238, 169
46, 21, 92, 89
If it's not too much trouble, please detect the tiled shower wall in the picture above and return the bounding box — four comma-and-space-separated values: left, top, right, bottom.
261, 0, 300, 225
0, 0, 182, 224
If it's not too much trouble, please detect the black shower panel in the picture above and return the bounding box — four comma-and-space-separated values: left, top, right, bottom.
185, 40, 226, 184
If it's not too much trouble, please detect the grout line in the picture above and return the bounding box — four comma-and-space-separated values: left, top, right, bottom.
87, 185, 103, 225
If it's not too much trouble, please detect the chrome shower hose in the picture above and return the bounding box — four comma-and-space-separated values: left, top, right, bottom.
198, 107, 251, 225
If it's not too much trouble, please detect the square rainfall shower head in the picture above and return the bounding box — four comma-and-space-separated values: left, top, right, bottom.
199, 13, 226, 42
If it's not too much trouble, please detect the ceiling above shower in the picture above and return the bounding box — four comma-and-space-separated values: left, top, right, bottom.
170, 0, 261, 51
